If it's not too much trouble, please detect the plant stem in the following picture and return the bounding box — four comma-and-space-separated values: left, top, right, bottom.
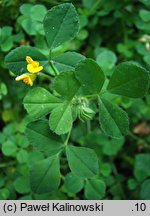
99, 90, 107, 96
85, 90, 106, 101
87, 120, 91, 134
85, 94, 99, 99
50, 61, 59, 76
49, 50, 58, 76
64, 129, 72, 146
0, 161, 16, 168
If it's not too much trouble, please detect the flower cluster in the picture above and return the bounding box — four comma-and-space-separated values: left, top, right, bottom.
15, 56, 43, 86
72, 97, 95, 122
139, 34, 150, 51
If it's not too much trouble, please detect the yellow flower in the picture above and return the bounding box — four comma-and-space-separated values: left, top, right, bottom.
15, 74, 36, 86
15, 56, 43, 86
26, 56, 43, 73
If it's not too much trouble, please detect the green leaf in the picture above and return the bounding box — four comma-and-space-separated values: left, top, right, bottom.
75, 58, 105, 95
1, 37, 13, 52
64, 172, 84, 194
117, 43, 132, 58
99, 98, 129, 138
20, 4, 33, 15
0, 26, 12, 39
144, 55, 150, 65
18, 17, 38, 36
49, 102, 73, 135
140, 179, 150, 199
44, 3, 79, 49
54, 71, 80, 99
99, 134, 125, 156
5, 46, 47, 75
83, 0, 97, 9
18, 4, 46, 36
85, 179, 106, 200
14, 176, 30, 194
30, 156, 60, 194
2, 140, 17, 156
96, 50, 117, 76
107, 62, 149, 98
128, 178, 138, 190
26, 120, 64, 156
16, 149, 29, 164
30, 5, 47, 22
0, 189, 10, 200
0, 83, 7, 96
135, 18, 150, 31
134, 154, 150, 181
139, 9, 150, 22
24, 87, 61, 119
66, 145, 99, 178
52, 52, 86, 72
0, 133, 5, 144
28, 151, 44, 165
139, 0, 150, 6
16, 134, 29, 148
0, 26, 13, 52
101, 163, 112, 177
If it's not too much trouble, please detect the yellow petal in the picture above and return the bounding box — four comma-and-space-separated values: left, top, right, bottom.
27, 64, 43, 73
32, 61, 39, 67
15, 73, 36, 86
15, 74, 28, 81
26, 56, 33, 64
23, 77, 33, 86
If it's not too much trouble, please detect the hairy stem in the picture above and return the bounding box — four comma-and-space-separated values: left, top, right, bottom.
49, 50, 59, 76
64, 129, 72, 146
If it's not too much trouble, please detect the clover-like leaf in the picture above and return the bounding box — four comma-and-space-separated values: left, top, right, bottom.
30, 156, 60, 194
26, 120, 64, 156
75, 58, 105, 95
49, 102, 73, 135
64, 172, 84, 194
85, 179, 106, 200
134, 154, 150, 181
99, 98, 129, 138
24, 87, 62, 119
44, 3, 79, 49
54, 71, 80, 99
52, 52, 85, 72
66, 145, 99, 178
107, 62, 149, 98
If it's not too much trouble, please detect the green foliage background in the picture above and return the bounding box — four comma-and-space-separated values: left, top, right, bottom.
0, 0, 150, 200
